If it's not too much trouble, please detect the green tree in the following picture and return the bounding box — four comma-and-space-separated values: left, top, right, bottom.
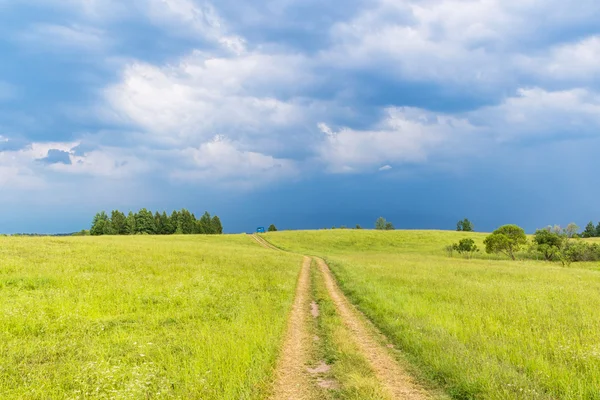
355, 224, 362, 229
198, 212, 213, 234
211, 216, 223, 234
126, 211, 136, 235
375, 217, 387, 230
385, 221, 395, 230
483, 224, 527, 260
452, 238, 479, 257
583, 221, 596, 238
160, 211, 173, 234
170, 211, 181, 234
596, 222, 600, 238
178, 209, 195, 234
90, 211, 109, 236
154, 211, 164, 235
135, 208, 156, 234
457, 218, 474, 232
533, 229, 565, 261
268, 224, 278, 232
111, 210, 127, 235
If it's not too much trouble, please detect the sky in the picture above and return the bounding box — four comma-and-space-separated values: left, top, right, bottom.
1, 0, 600, 234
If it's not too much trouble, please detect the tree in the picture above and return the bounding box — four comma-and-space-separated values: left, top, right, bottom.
90, 211, 109, 236
596, 222, 600, 238
483, 224, 527, 260
385, 221, 395, 230
198, 212, 213, 234
583, 221, 596, 238
211, 216, 223, 234
533, 229, 565, 261
452, 238, 479, 257
126, 211, 136, 235
176, 209, 195, 234
135, 208, 157, 234
457, 218, 474, 232
268, 224, 278, 232
111, 210, 127, 235
355, 224, 362, 229
565, 223, 579, 238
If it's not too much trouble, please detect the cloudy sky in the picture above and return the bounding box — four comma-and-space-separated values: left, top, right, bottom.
1, 0, 599, 233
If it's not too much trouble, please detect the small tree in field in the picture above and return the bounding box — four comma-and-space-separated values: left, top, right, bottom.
565, 223, 579, 238
533, 229, 565, 261
484, 224, 527, 260
452, 238, 479, 258
375, 217, 394, 230
268, 224, 278, 232
456, 218, 474, 232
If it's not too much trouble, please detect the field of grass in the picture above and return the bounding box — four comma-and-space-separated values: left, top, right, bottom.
0, 235, 302, 399
264, 230, 600, 399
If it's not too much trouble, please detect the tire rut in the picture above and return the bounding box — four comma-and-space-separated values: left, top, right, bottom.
269, 256, 313, 400
314, 257, 431, 400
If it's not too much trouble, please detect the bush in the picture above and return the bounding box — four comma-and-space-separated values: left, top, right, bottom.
451, 239, 479, 258
532, 229, 565, 261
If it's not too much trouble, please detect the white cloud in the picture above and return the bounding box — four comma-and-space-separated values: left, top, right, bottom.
472, 87, 600, 140
170, 135, 297, 185
324, 0, 600, 88
379, 165, 392, 171
519, 36, 600, 83
317, 108, 475, 173
317, 87, 600, 173
145, 0, 245, 50
104, 50, 312, 147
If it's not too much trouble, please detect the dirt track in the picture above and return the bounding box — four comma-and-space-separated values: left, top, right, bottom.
315, 257, 430, 399
254, 234, 433, 399
269, 256, 312, 400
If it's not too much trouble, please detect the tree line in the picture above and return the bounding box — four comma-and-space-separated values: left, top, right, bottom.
449, 223, 600, 265
582, 221, 600, 238
90, 209, 223, 236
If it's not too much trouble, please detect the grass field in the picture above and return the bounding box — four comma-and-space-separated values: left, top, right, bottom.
264, 230, 600, 399
0, 235, 302, 399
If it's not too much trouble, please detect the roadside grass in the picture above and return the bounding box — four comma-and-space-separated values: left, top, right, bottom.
309, 260, 390, 400
0, 235, 302, 399
264, 230, 600, 399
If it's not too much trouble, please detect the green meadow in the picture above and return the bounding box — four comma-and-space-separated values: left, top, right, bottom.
0, 235, 302, 399
264, 230, 600, 399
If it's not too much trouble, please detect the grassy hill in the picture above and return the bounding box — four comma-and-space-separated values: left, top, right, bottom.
0, 235, 303, 399
264, 229, 600, 399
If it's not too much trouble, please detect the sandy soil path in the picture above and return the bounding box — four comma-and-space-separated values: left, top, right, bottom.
269, 256, 313, 400
251, 234, 436, 399
314, 257, 431, 400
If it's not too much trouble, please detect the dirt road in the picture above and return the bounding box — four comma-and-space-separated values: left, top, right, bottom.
254, 234, 436, 399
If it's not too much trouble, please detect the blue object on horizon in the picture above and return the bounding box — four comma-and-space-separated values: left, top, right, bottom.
256, 227, 265, 233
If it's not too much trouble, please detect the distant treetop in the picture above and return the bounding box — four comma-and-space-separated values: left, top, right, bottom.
90, 209, 223, 236
456, 218, 474, 232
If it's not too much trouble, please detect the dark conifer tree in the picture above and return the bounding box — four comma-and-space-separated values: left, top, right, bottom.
211, 216, 223, 234
111, 210, 128, 235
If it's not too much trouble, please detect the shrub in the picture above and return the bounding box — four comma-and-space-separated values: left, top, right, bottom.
452, 239, 479, 258
484, 225, 527, 260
